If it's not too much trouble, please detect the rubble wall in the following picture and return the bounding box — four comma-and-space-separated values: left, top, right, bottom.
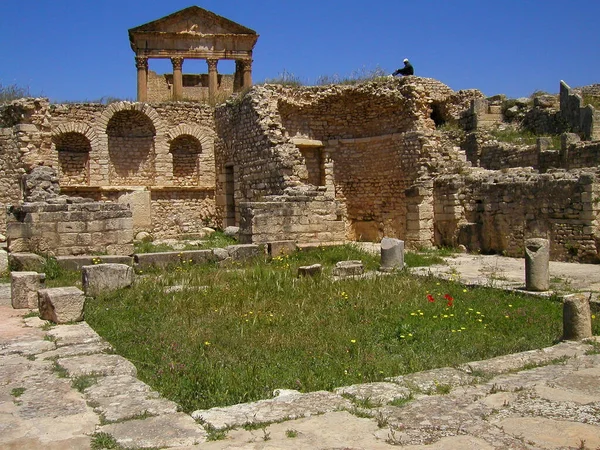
434, 170, 600, 262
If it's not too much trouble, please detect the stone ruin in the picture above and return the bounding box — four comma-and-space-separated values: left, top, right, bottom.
6, 166, 133, 256
1, 6, 600, 263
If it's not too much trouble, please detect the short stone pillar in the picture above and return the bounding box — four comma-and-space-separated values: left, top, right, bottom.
38, 287, 85, 324
332, 260, 364, 277
525, 238, 550, 291
11, 272, 45, 309
82, 264, 135, 297
380, 238, 404, 272
135, 56, 148, 102
298, 264, 322, 277
562, 293, 593, 341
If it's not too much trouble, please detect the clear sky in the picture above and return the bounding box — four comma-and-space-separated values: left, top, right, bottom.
1, 0, 598, 102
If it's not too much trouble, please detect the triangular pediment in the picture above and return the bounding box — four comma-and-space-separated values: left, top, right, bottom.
129, 6, 257, 36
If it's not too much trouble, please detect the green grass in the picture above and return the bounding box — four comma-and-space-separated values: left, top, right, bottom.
83, 246, 598, 414
582, 94, 600, 110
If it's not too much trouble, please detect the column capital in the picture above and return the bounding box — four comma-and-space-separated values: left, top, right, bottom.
240, 59, 253, 71
171, 57, 184, 70
206, 59, 219, 71
135, 56, 148, 70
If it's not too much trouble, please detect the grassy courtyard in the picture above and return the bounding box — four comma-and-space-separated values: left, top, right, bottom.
83, 246, 597, 413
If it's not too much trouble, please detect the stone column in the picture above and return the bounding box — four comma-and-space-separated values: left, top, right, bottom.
525, 238, 550, 291
135, 56, 148, 102
562, 293, 593, 341
171, 57, 184, 101
380, 238, 405, 272
241, 59, 253, 88
207, 59, 219, 101
234, 60, 244, 91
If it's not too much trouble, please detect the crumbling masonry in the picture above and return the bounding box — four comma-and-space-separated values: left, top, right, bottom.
2, 76, 599, 261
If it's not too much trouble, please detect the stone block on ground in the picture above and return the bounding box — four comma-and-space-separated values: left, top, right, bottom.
38, 286, 85, 323
332, 260, 364, 277
226, 244, 262, 260
9, 252, 46, 272
57, 353, 137, 377
11, 271, 45, 309
56, 255, 133, 271
298, 264, 322, 277
334, 382, 411, 405
82, 263, 134, 297
134, 250, 215, 269
267, 240, 297, 257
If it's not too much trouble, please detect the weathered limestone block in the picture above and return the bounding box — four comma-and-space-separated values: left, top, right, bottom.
563, 293, 593, 341
525, 238, 550, 291
38, 287, 85, 323
134, 250, 216, 269
267, 240, 297, 257
298, 264, 322, 277
82, 264, 135, 297
380, 237, 404, 272
56, 255, 133, 271
0, 249, 7, 273
9, 252, 46, 272
332, 260, 364, 277
226, 244, 262, 260
11, 271, 45, 309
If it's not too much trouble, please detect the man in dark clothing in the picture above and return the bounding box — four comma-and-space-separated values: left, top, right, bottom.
392, 59, 414, 76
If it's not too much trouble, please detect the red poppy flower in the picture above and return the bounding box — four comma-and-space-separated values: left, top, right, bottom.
427, 294, 435, 303
444, 294, 454, 307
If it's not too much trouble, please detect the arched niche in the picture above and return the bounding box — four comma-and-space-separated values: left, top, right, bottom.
52, 130, 92, 185
169, 135, 202, 186
106, 109, 157, 185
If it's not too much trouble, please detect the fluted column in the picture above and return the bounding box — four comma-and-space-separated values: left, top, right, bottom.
242, 59, 253, 89
207, 58, 219, 101
171, 57, 184, 101
135, 56, 148, 102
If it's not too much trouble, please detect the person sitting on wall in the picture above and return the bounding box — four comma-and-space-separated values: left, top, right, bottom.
392, 59, 414, 76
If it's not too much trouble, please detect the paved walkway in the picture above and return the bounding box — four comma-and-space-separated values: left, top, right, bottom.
1, 255, 599, 449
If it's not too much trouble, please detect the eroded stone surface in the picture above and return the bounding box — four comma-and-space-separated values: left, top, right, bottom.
192, 390, 353, 429
58, 353, 137, 377
99, 413, 207, 448
334, 382, 411, 405
46, 322, 104, 347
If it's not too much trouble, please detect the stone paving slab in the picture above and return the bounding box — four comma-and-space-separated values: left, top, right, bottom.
46, 322, 105, 347
386, 367, 479, 394
37, 340, 112, 359
334, 381, 411, 405
98, 412, 207, 448
192, 390, 354, 430
58, 353, 137, 377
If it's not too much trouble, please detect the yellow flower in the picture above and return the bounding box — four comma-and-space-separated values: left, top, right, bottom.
508, 304, 513, 308
408, 333, 413, 337
592, 314, 596, 319
505, 315, 510, 319
350, 339, 356, 343
204, 341, 211, 346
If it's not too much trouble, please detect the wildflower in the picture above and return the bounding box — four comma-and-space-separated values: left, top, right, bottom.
204, 341, 211, 346
505, 315, 510, 319
427, 294, 435, 303
400, 335, 406, 339
350, 339, 356, 344
463, 289, 468, 293
592, 314, 596, 319
408, 333, 413, 337
445, 294, 454, 307
508, 304, 513, 308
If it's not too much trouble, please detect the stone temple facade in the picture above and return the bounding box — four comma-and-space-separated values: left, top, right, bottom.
1, 8, 600, 262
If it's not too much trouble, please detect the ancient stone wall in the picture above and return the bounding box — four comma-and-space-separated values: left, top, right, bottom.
0, 98, 217, 239
478, 143, 538, 170
7, 201, 134, 256
239, 186, 345, 244
434, 169, 600, 262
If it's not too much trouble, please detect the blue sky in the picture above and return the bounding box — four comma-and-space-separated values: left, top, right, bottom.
1, 1, 598, 102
